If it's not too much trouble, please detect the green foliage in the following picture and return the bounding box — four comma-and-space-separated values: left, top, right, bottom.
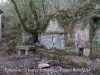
4, 40, 17, 53
0, 1, 21, 42
49, 54, 56, 59
94, 35, 100, 48
4, 47, 10, 52
5, 46, 16, 53
62, 55, 67, 60
66, 25, 71, 33
90, 19, 100, 49
53, 15, 61, 27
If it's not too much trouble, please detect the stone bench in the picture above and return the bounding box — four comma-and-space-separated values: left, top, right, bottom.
16, 45, 35, 55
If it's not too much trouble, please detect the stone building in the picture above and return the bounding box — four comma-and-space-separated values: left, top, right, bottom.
0, 10, 3, 40
39, 18, 67, 50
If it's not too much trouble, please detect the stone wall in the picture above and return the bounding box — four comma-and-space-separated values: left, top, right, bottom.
73, 23, 90, 52
94, 29, 100, 48
21, 32, 32, 44
18, 32, 33, 45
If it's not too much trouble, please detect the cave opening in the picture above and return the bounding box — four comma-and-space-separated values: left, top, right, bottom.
78, 48, 84, 56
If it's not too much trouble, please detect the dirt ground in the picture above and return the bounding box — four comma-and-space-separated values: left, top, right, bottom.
0, 50, 98, 75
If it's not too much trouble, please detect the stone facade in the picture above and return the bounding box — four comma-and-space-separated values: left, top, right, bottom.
0, 10, 3, 40
39, 34, 67, 49
73, 23, 90, 55
39, 18, 67, 49
93, 28, 100, 48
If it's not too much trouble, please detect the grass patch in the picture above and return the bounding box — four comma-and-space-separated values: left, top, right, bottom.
49, 54, 56, 60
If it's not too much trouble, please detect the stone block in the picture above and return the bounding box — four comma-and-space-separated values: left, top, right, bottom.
83, 48, 90, 57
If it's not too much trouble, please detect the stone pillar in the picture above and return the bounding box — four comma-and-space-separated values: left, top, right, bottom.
61, 34, 65, 49
18, 50, 21, 55
25, 50, 28, 55
0, 15, 1, 40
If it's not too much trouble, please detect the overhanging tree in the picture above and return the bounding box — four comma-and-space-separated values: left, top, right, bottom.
11, 0, 52, 35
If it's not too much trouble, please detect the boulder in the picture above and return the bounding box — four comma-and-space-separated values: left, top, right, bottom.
71, 59, 82, 67
71, 59, 88, 68
38, 63, 50, 69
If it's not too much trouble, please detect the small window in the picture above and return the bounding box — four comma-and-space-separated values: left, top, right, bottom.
53, 43, 54, 46
52, 37, 55, 42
